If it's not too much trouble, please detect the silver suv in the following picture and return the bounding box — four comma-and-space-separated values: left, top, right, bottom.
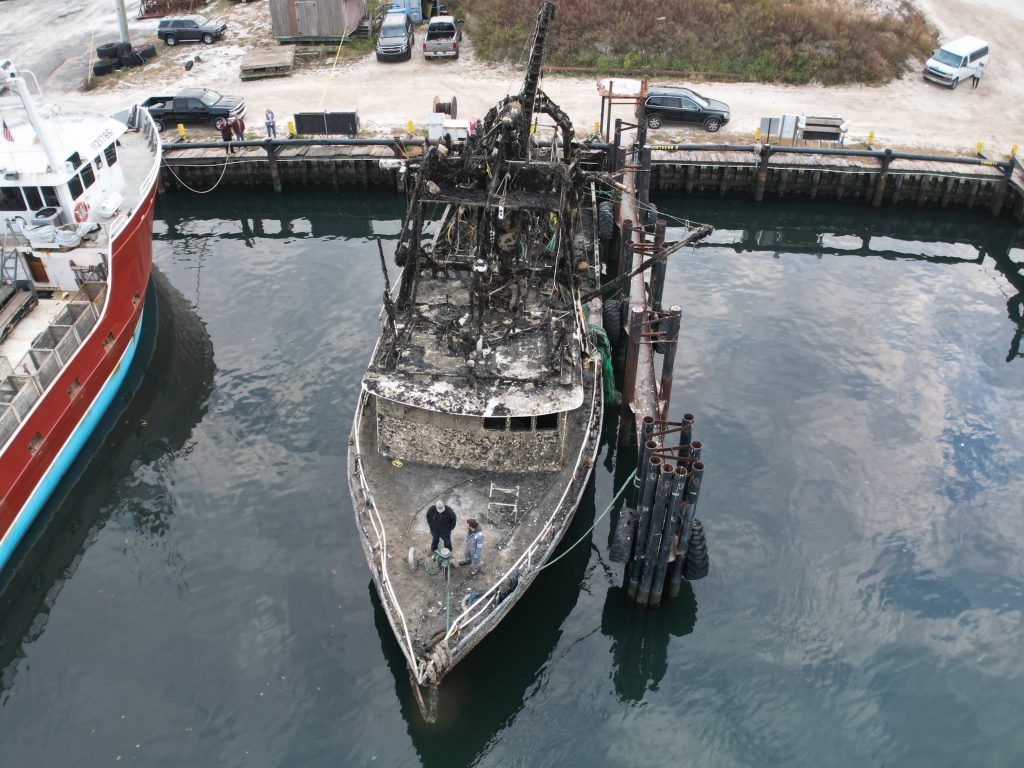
157, 15, 227, 46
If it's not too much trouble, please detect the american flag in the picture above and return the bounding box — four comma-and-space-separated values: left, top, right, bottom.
1, 119, 12, 143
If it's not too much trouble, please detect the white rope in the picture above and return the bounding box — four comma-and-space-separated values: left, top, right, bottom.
159, 152, 230, 195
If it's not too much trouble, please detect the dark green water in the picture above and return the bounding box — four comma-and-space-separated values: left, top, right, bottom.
1, 190, 1022, 767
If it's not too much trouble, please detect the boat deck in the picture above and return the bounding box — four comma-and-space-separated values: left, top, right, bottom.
353, 381, 597, 653
1, 298, 66, 365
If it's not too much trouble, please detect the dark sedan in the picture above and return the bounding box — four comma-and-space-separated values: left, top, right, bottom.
636, 86, 731, 132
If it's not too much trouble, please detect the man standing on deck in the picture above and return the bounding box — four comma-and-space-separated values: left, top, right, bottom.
427, 500, 457, 554
460, 519, 485, 575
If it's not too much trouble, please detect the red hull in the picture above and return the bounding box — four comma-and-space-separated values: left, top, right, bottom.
0, 183, 157, 546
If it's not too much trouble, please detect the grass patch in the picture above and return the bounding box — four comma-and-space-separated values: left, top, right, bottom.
450, 0, 936, 85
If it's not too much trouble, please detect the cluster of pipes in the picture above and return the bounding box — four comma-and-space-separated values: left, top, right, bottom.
612, 414, 708, 607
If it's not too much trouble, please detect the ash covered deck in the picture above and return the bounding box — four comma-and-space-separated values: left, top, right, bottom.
351, 367, 600, 657
364, 271, 584, 416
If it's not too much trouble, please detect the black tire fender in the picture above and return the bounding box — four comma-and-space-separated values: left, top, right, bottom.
92, 59, 116, 76
96, 42, 121, 59
682, 519, 709, 580
597, 200, 614, 241
602, 298, 622, 348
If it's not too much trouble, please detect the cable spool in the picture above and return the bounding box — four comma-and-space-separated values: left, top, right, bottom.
432, 95, 458, 119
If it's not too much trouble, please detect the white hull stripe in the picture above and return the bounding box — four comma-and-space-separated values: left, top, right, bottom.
0, 312, 144, 570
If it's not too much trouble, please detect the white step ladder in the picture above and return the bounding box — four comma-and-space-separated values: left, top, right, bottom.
488, 482, 521, 521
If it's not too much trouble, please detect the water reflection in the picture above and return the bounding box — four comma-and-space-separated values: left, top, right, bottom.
681, 200, 1024, 361
600, 581, 697, 701
0, 268, 215, 692
154, 193, 390, 244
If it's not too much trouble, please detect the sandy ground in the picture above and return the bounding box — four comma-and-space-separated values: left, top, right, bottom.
1, 0, 1022, 153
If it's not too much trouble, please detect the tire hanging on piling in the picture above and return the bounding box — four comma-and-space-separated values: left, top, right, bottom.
602, 297, 622, 349
597, 200, 614, 241
682, 519, 709, 580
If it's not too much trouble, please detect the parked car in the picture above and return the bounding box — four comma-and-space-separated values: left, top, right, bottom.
157, 15, 227, 46
376, 10, 414, 61
142, 88, 246, 132
423, 15, 462, 60
636, 85, 730, 132
923, 36, 990, 89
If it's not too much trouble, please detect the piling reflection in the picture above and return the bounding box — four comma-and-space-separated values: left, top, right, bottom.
373, 475, 598, 766
678, 199, 1024, 362
600, 580, 697, 702
0, 268, 216, 691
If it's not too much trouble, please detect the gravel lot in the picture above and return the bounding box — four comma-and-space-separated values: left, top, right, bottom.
1, 0, 1022, 153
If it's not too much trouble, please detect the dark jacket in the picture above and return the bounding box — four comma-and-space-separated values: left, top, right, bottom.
427, 505, 456, 536
218, 122, 233, 141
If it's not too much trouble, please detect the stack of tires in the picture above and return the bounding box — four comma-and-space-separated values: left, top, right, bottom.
92, 42, 157, 76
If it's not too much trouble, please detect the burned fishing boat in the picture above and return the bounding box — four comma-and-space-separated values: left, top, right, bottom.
347, 1, 606, 720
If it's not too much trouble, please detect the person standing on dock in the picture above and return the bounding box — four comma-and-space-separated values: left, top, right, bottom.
264, 108, 276, 139
217, 118, 234, 154
460, 519, 485, 575
231, 115, 246, 141
427, 500, 457, 554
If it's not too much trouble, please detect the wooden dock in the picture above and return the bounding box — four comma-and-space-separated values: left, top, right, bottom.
239, 47, 295, 81
161, 141, 420, 193
159, 139, 1024, 219
648, 146, 1021, 217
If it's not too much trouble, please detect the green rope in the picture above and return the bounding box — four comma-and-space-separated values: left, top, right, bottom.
532, 471, 635, 574
424, 548, 454, 629
587, 323, 620, 406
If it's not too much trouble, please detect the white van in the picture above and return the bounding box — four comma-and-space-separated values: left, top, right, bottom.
923, 36, 990, 89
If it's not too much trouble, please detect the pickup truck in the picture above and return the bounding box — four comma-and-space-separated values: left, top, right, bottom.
423, 15, 462, 60
142, 88, 246, 132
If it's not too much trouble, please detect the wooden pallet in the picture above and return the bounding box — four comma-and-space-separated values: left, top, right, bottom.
239, 47, 295, 81
137, 0, 204, 20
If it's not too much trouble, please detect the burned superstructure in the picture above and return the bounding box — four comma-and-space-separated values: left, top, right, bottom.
348, 1, 605, 721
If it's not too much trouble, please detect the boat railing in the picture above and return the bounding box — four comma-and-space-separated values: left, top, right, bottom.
0, 297, 100, 448
134, 106, 162, 198
350, 388, 425, 680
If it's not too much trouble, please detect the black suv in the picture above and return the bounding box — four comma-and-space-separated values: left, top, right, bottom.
637, 85, 730, 132
157, 15, 227, 46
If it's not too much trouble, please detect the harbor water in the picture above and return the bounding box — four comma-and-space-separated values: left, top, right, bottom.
1, 190, 1022, 767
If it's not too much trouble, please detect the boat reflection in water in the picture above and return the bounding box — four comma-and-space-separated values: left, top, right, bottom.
0, 268, 215, 689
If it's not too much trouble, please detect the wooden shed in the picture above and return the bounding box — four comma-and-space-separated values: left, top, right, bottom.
270, 0, 368, 43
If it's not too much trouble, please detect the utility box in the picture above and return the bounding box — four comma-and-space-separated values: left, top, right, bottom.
270, 0, 368, 42
425, 113, 470, 143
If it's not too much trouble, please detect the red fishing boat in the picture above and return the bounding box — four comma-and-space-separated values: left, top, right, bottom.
0, 59, 161, 570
